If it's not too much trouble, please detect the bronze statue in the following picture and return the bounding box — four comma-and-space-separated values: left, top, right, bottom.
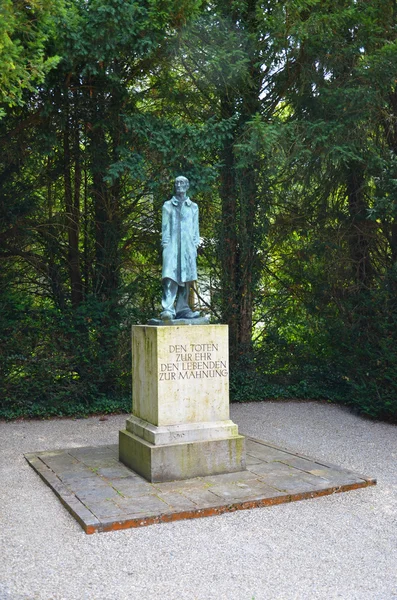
160, 176, 201, 320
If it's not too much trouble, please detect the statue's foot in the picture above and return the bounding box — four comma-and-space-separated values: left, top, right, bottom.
160, 310, 175, 321
176, 309, 201, 319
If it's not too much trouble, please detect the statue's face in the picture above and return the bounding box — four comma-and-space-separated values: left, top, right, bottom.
175, 177, 189, 194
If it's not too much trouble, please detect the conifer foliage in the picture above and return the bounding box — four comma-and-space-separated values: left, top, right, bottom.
1, 0, 397, 421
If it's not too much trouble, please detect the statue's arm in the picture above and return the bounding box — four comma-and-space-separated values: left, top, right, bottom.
194, 205, 200, 247
162, 203, 171, 247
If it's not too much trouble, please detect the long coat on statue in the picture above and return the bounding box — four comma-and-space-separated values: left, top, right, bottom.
161, 196, 199, 285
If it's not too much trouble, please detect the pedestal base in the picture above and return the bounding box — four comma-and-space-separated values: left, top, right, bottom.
119, 429, 246, 482
124, 414, 239, 445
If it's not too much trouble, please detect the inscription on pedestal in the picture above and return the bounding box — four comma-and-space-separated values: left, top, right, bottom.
159, 343, 228, 381
131, 325, 229, 427
155, 326, 229, 426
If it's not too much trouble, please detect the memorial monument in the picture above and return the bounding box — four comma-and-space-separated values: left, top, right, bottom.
119, 176, 246, 482
24, 175, 375, 534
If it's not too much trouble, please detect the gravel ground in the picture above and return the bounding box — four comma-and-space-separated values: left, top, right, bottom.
1, 401, 396, 600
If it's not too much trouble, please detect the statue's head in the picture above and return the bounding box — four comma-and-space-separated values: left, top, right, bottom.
174, 175, 189, 194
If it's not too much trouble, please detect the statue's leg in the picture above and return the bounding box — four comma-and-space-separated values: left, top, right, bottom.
175, 282, 190, 316
175, 283, 200, 319
161, 278, 178, 319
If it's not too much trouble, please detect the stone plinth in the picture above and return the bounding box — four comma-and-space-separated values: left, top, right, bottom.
119, 324, 246, 482
26, 440, 376, 534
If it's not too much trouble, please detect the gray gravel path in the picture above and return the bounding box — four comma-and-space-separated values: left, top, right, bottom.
1, 401, 396, 600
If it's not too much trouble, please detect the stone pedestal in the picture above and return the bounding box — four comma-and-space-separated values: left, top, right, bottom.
119, 324, 246, 482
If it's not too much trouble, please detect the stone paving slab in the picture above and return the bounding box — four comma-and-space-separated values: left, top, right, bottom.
25, 436, 376, 534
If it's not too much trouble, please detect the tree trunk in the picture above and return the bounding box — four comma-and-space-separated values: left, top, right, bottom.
47, 157, 65, 310
384, 89, 397, 267
219, 95, 239, 359
346, 164, 373, 289
218, 1, 262, 363
89, 88, 121, 299
237, 166, 257, 352
64, 92, 83, 308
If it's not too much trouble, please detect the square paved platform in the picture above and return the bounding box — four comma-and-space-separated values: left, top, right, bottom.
25, 437, 376, 534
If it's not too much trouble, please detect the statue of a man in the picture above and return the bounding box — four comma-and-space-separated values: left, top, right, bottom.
160, 176, 201, 320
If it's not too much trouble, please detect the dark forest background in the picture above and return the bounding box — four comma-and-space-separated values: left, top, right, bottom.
1, 0, 397, 422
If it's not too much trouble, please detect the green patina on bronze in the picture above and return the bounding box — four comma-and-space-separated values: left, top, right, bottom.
159, 176, 202, 322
